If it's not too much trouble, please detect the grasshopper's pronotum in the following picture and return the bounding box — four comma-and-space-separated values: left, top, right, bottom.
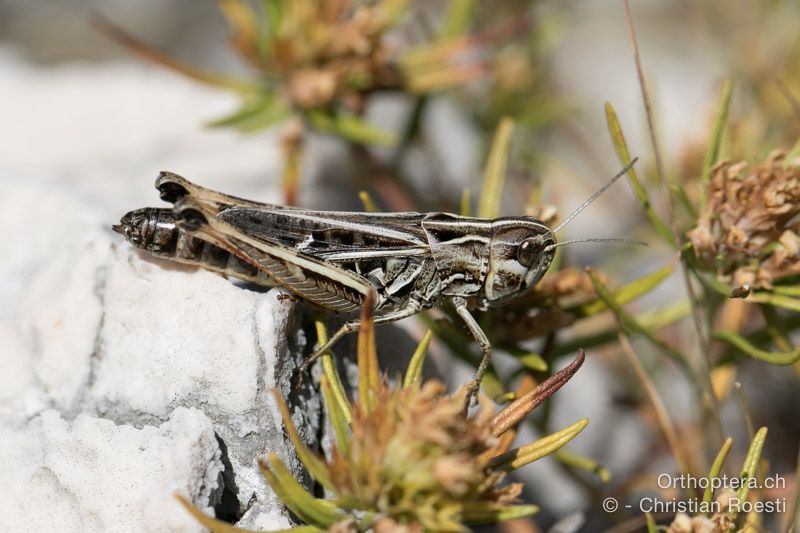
114, 159, 640, 392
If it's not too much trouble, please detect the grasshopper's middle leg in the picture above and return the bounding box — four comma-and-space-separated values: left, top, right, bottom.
300, 300, 423, 374
451, 296, 492, 402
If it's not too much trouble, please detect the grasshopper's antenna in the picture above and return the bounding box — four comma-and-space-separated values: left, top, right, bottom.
551, 157, 639, 234
544, 237, 648, 253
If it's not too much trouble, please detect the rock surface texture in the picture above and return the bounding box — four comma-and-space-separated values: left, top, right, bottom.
0, 50, 318, 532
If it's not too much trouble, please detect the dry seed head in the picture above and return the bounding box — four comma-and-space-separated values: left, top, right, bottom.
687, 151, 800, 288
326, 380, 522, 531
271, 0, 406, 109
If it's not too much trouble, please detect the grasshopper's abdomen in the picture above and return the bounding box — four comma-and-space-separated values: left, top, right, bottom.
113, 208, 273, 287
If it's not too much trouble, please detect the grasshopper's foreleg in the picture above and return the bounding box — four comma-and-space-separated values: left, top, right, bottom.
451, 296, 492, 402
301, 300, 423, 375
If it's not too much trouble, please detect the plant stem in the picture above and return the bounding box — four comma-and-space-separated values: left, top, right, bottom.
617, 332, 696, 482
622, 0, 722, 456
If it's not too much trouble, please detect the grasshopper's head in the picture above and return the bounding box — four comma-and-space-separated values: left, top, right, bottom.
113, 208, 178, 255
481, 159, 646, 305
484, 218, 556, 305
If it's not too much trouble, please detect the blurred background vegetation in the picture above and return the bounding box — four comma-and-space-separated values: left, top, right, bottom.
2, 0, 798, 531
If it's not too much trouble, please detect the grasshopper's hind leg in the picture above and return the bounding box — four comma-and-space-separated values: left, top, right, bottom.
451, 296, 493, 404
300, 300, 423, 375
156, 172, 284, 211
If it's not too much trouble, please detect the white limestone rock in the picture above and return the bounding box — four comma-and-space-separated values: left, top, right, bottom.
0, 48, 330, 532
0, 407, 222, 532
91, 242, 316, 515
0, 182, 317, 530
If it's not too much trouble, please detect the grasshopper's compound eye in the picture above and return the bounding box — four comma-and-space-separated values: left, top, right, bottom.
517, 238, 540, 268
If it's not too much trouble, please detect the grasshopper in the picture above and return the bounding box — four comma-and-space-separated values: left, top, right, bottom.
113, 159, 640, 392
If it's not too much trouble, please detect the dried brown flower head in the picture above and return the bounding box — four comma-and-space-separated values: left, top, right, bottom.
327, 381, 521, 532
687, 151, 800, 288
177, 303, 589, 533
266, 0, 405, 110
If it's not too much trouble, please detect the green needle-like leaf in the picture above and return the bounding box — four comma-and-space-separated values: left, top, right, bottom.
358, 191, 380, 213
504, 347, 548, 372
701, 80, 732, 186
315, 318, 352, 424
478, 117, 514, 219
440, 0, 477, 39
772, 284, 800, 297
208, 92, 291, 133
488, 418, 589, 471
587, 268, 690, 369
403, 330, 433, 389
645, 512, 657, 533
747, 291, 800, 312
554, 299, 690, 358
460, 188, 472, 216
320, 375, 351, 456
271, 390, 334, 491
696, 267, 800, 313
712, 330, 800, 365
463, 503, 539, 524
555, 450, 612, 483
576, 264, 674, 316
605, 102, 676, 248
734, 427, 768, 521
703, 437, 733, 513
260, 455, 346, 527
307, 109, 395, 145
260, 0, 285, 36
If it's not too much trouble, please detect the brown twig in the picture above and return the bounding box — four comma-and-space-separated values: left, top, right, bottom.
733, 382, 755, 440
90, 14, 253, 92
489, 349, 585, 437
622, 0, 722, 453
617, 332, 695, 480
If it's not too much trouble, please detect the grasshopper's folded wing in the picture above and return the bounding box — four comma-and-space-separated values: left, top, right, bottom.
174, 197, 370, 313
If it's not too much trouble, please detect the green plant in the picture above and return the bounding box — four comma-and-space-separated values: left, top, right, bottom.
659, 428, 769, 532
177, 291, 589, 531
95, 0, 531, 206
